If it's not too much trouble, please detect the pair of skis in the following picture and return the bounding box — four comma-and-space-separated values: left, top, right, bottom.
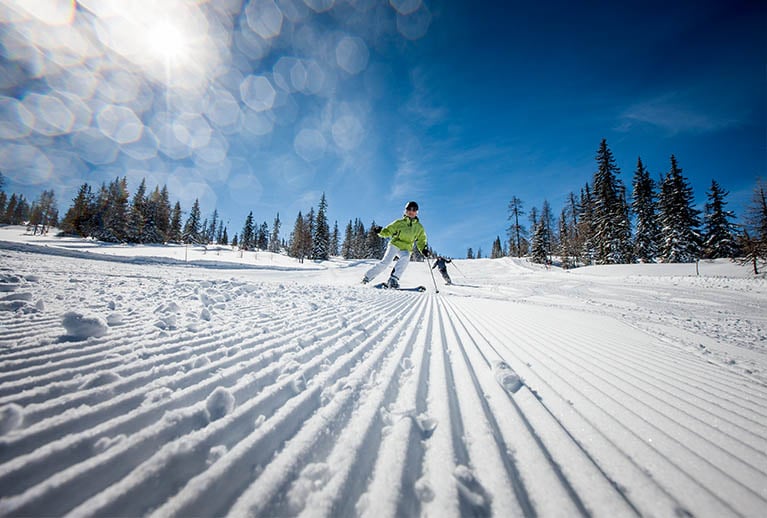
373, 283, 426, 292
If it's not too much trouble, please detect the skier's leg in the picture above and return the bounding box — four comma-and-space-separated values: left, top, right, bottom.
391, 250, 411, 280
364, 243, 399, 282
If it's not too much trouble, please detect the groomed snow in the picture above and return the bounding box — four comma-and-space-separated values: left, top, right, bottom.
0, 226, 765, 517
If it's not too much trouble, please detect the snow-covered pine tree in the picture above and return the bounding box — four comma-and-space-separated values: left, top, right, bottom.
591, 139, 632, 264
657, 155, 701, 263
702, 180, 738, 259
353, 218, 366, 258
558, 207, 576, 269
467, 247, 474, 259
240, 211, 255, 250
169, 202, 183, 243
312, 193, 330, 260
182, 198, 203, 244
530, 219, 548, 264
269, 213, 281, 253
305, 207, 316, 258
507, 196, 527, 257
631, 157, 660, 262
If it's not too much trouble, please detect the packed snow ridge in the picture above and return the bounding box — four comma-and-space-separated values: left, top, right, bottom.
0, 227, 766, 517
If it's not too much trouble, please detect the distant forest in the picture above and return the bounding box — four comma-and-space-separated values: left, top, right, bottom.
2, 138, 766, 272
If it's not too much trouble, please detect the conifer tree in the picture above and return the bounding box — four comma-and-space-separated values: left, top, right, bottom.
129, 178, 147, 243
28, 190, 58, 234
312, 193, 330, 260
207, 209, 219, 244
240, 211, 255, 250
530, 220, 549, 264
289, 211, 311, 262
467, 247, 474, 259
157, 186, 171, 241
341, 220, 354, 259
169, 202, 183, 243
507, 196, 528, 257
631, 157, 660, 262
61, 183, 94, 237
591, 139, 632, 264
330, 221, 340, 256
221, 226, 229, 245
258, 221, 269, 250
491, 236, 503, 258
269, 213, 281, 253
364, 221, 385, 259
702, 180, 738, 259
558, 208, 576, 269
182, 198, 203, 244
657, 155, 701, 263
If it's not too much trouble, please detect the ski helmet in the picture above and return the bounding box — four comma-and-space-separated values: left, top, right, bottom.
405, 201, 419, 211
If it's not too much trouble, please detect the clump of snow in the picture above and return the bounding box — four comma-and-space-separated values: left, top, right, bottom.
143, 387, 174, 406
0, 403, 24, 435
287, 462, 330, 513
79, 371, 122, 390
94, 434, 126, 453
254, 414, 266, 428
207, 445, 228, 465
414, 477, 434, 502
192, 356, 211, 369
414, 413, 438, 439
61, 311, 108, 340
206, 387, 235, 421
106, 313, 124, 326
493, 360, 523, 393
200, 307, 212, 321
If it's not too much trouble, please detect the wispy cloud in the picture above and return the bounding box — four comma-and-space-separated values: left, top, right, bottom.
618, 93, 742, 135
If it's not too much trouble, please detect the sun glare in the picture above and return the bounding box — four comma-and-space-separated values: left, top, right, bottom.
149, 22, 187, 61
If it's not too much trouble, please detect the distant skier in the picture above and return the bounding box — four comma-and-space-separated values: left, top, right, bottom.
432, 256, 452, 285
362, 201, 429, 289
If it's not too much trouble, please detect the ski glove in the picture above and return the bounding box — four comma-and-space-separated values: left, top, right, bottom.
422, 247, 430, 257
372, 225, 383, 234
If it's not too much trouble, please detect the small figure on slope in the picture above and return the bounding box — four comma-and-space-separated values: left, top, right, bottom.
362, 201, 429, 289
432, 256, 452, 285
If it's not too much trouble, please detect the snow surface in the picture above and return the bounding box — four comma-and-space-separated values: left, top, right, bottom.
0, 226, 766, 517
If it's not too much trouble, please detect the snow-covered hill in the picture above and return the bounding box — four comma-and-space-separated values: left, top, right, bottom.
1, 227, 765, 517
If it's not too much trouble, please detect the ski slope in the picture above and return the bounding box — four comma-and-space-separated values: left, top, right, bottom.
1, 227, 766, 517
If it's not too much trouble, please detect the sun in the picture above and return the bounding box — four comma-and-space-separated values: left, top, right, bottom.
148, 21, 188, 62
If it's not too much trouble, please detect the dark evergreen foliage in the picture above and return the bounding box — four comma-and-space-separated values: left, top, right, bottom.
631, 157, 660, 262
657, 155, 701, 263
591, 139, 632, 264
702, 180, 738, 259
311, 193, 330, 260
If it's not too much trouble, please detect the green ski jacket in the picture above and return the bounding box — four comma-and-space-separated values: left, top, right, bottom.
379, 216, 427, 253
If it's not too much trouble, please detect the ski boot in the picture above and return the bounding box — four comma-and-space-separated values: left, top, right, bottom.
387, 275, 400, 289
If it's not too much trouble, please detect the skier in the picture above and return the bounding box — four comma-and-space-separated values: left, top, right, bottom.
432, 256, 452, 285
362, 201, 429, 289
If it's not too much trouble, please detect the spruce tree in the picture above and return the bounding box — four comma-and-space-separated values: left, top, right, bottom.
467, 247, 474, 259
341, 220, 353, 259
169, 202, 183, 243
129, 179, 147, 243
702, 180, 738, 259
578, 184, 596, 265
330, 221, 340, 256
530, 220, 548, 264
591, 139, 632, 264
240, 211, 255, 250
491, 236, 503, 258
258, 221, 269, 250
738, 180, 767, 273
365, 220, 385, 259
312, 193, 330, 260
182, 198, 203, 244
631, 157, 660, 262
269, 213, 281, 253
558, 208, 576, 269
657, 155, 701, 262
61, 183, 94, 237
289, 211, 310, 262
507, 196, 527, 257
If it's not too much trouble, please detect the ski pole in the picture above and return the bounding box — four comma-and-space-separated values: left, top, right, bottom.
425, 256, 439, 293
450, 260, 468, 279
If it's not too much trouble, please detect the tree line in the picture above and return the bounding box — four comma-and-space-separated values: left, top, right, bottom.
490, 139, 766, 273
0, 174, 59, 235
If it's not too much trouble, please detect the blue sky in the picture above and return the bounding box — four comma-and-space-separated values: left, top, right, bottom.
0, 0, 764, 258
